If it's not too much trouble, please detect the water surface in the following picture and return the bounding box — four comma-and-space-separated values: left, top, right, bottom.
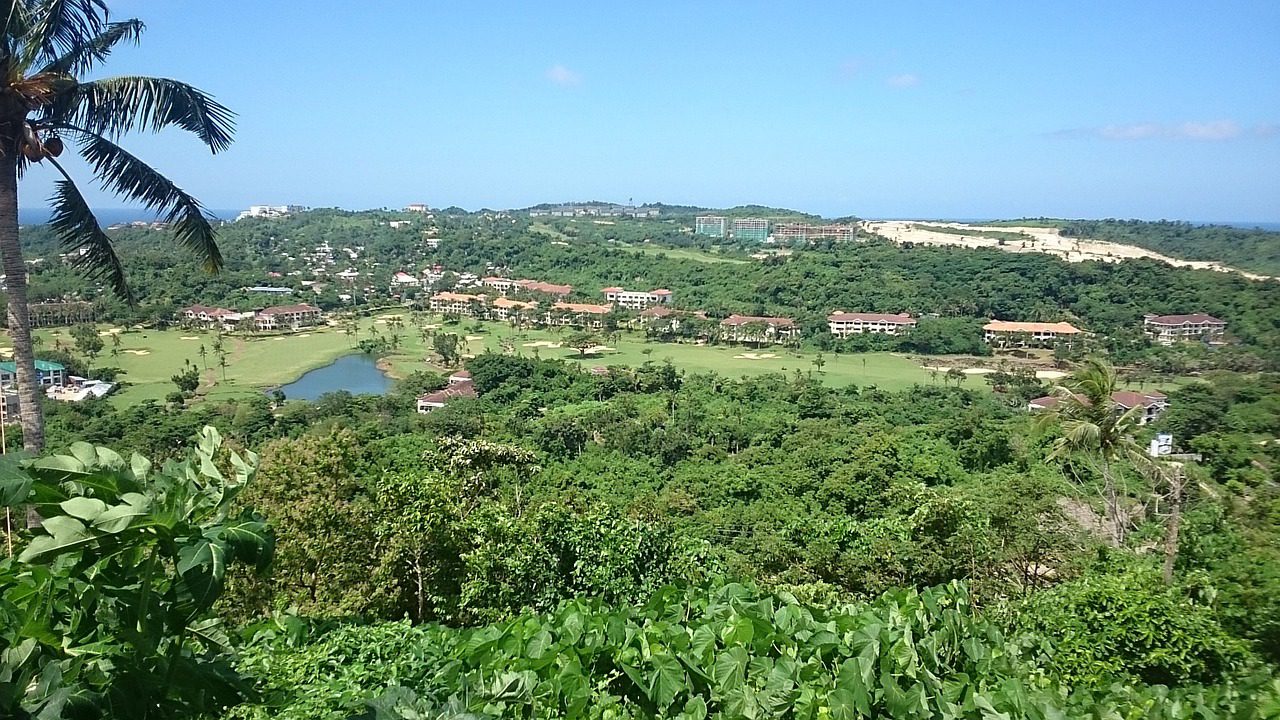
277, 353, 392, 401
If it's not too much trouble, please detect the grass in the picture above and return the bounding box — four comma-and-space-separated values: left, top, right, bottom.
6, 314, 1191, 408
379, 317, 987, 392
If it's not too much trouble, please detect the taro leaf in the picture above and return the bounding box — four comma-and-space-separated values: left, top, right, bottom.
723, 616, 754, 646
711, 646, 748, 693
488, 671, 533, 702
93, 494, 151, 534
648, 653, 684, 709
828, 688, 859, 720
59, 497, 107, 522
0, 455, 32, 506
683, 695, 708, 720
19, 516, 93, 563
526, 629, 553, 660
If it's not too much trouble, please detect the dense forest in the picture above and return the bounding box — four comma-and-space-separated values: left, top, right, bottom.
6, 351, 1279, 717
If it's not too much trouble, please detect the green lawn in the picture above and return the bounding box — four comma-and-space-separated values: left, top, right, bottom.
28, 324, 360, 405
379, 317, 983, 392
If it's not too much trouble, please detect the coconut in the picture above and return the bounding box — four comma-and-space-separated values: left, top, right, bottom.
43, 135, 63, 158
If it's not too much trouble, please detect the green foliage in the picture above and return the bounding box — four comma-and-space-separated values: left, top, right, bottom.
1009, 571, 1253, 687
0, 427, 272, 719
229, 581, 1279, 720
1059, 219, 1280, 277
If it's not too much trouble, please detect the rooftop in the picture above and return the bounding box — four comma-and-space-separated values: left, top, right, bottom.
1145, 313, 1224, 326
984, 320, 1082, 334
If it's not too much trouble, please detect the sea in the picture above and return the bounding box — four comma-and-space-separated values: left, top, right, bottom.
19, 208, 242, 226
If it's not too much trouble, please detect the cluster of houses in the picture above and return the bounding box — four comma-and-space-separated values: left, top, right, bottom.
179, 303, 324, 332
1028, 389, 1170, 425
0, 359, 115, 420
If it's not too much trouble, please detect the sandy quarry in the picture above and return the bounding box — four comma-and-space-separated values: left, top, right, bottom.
864, 221, 1273, 281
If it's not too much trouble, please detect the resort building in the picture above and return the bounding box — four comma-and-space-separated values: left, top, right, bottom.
0, 359, 68, 387
601, 287, 673, 310
1029, 390, 1169, 425
181, 304, 248, 330
236, 204, 305, 221
405, 203, 430, 213
695, 215, 727, 238
429, 291, 487, 316
482, 276, 517, 293
720, 314, 798, 344
513, 279, 574, 297
637, 306, 708, 333
491, 297, 539, 321
391, 271, 420, 287
1143, 313, 1226, 345
254, 303, 323, 331
772, 223, 857, 242
547, 301, 613, 329
828, 312, 917, 337
731, 218, 769, 243
983, 320, 1083, 348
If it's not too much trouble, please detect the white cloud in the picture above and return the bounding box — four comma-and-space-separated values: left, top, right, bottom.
1057, 120, 1267, 142
546, 64, 582, 87
886, 73, 920, 88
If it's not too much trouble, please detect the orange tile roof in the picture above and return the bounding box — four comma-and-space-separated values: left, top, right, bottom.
983, 320, 1082, 334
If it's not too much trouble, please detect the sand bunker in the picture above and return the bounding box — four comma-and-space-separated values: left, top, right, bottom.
180, 336, 200, 340
273, 337, 286, 341
422, 324, 440, 330
734, 352, 778, 360
523, 341, 562, 348
374, 319, 387, 324
377, 314, 399, 320
962, 368, 995, 375
584, 345, 615, 354
298, 333, 312, 338
465, 335, 484, 341
98, 328, 122, 336
1036, 370, 1068, 380
123, 349, 150, 356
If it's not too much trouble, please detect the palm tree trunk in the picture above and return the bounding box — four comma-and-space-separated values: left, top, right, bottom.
0, 148, 44, 455
1101, 460, 1123, 545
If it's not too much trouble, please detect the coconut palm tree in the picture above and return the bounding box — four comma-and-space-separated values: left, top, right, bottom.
1036, 356, 1154, 545
1, 1, 233, 451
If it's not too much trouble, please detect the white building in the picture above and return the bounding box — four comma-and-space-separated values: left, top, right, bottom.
828, 312, 917, 337
601, 287, 673, 310
1143, 313, 1226, 345
983, 320, 1083, 348
236, 205, 305, 221
429, 292, 486, 316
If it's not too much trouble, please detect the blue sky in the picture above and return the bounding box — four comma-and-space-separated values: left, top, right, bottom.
22, 1, 1280, 220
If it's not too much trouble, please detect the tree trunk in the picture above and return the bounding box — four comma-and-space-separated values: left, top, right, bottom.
0, 147, 41, 457
1101, 461, 1124, 546
1162, 465, 1185, 585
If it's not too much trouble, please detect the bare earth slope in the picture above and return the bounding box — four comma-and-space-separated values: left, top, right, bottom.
864, 221, 1274, 281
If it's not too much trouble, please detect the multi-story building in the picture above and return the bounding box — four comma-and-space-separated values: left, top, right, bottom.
695, 215, 727, 238
637, 306, 708, 333
731, 218, 769, 243
181, 304, 249, 330
0, 359, 67, 387
547, 301, 612, 328
236, 204, 305, 221
405, 203, 430, 213
429, 292, 487, 316
482, 276, 516, 293
254, 303, 323, 331
983, 320, 1083, 348
828, 312, 917, 337
515, 279, 573, 297
720, 314, 797, 344
491, 297, 539, 322
391, 271, 420, 288
1143, 313, 1226, 345
601, 287, 673, 310
773, 223, 857, 242
1029, 390, 1169, 425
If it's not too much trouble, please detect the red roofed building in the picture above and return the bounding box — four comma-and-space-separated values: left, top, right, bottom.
416, 376, 477, 413
514, 279, 573, 297
983, 320, 1083, 348
429, 291, 487, 316
254, 303, 322, 331
1143, 313, 1226, 345
720, 314, 797, 344
547, 301, 613, 329
828, 312, 917, 337
1028, 389, 1168, 425
491, 296, 538, 321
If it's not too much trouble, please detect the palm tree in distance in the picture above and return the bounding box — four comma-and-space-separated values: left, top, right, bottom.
1, 1, 234, 451
1036, 356, 1154, 545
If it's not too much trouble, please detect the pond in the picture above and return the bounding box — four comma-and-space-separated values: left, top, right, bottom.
277, 353, 393, 401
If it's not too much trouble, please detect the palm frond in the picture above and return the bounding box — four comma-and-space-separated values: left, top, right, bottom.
44, 157, 133, 302
50, 75, 235, 152
27, 0, 107, 61
62, 127, 223, 271
39, 17, 141, 75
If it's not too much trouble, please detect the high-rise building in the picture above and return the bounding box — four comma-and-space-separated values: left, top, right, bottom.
731, 218, 769, 242
695, 215, 727, 238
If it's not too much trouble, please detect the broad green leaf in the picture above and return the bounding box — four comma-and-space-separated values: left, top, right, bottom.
19, 516, 93, 563
828, 688, 859, 720
682, 695, 708, 720
60, 497, 107, 522
649, 653, 684, 709
712, 646, 748, 693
